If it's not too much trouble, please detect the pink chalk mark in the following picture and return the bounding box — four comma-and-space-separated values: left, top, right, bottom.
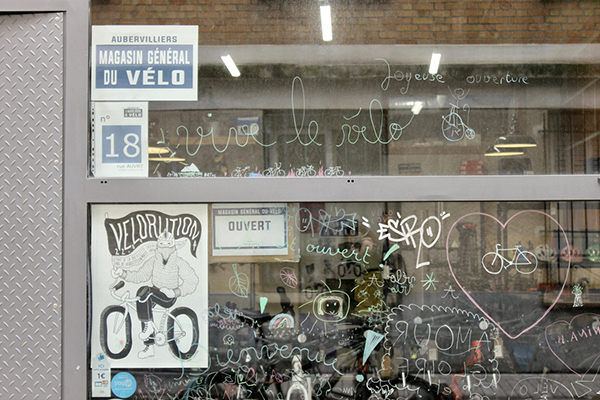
446, 210, 570, 340
545, 313, 600, 377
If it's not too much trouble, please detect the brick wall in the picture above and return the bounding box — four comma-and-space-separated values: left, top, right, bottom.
91, 0, 600, 45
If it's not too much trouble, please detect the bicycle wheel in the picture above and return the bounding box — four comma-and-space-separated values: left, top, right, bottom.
464, 127, 476, 140
442, 113, 463, 142
167, 307, 199, 360
514, 251, 538, 275
482, 252, 503, 275
100, 305, 132, 359
275, 164, 286, 177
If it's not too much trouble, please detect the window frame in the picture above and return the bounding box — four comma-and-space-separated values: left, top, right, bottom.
54, 5, 600, 400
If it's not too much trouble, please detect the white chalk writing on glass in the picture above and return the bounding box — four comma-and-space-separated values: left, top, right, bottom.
377, 212, 449, 269
338, 101, 415, 146
176, 122, 276, 156
287, 76, 321, 146
377, 58, 446, 94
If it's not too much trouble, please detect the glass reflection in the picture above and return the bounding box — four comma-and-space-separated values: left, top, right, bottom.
193, 201, 600, 399
132, 46, 600, 178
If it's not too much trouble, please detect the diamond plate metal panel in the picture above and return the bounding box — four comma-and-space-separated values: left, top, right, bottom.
0, 13, 63, 400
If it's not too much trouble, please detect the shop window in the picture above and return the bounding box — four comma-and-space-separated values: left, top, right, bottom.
91, 48, 600, 178
89, 201, 600, 399
87, 1, 600, 399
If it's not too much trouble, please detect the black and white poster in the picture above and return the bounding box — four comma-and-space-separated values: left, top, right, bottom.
91, 204, 209, 368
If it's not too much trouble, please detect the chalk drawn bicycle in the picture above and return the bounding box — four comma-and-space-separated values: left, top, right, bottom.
481, 244, 538, 275
324, 166, 344, 177
263, 162, 286, 177
441, 103, 476, 142
295, 165, 317, 177
232, 166, 252, 177
99, 279, 199, 360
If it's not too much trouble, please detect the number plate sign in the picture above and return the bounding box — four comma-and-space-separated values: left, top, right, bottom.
93, 102, 148, 177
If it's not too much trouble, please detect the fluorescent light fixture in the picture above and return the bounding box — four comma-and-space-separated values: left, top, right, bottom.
494, 135, 537, 148
149, 157, 186, 162
148, 146, 170, 155
429, 53, 441, 74
221, 54, 241, 77
484, 146, 525, 157
320, 5, 333, 41
411, 101, 424, 115
494, 114, 537, 148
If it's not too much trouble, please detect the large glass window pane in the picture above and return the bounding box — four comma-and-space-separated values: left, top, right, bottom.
92, 47, 600, 178
146, 55, 598, 177
89, 0, 600, 178
89, 201, 600, 399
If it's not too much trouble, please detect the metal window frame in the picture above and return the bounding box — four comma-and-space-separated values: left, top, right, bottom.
5, 1, 600, 400
85, 175, 600, 203
1, 1, 89, 399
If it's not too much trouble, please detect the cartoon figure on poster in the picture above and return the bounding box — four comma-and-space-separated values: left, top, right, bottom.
91, 206, 209, 368
111, 230, 199, 358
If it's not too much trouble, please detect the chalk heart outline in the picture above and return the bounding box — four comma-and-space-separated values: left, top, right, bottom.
545, 313, 600, 378
446, 210, 570, 340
